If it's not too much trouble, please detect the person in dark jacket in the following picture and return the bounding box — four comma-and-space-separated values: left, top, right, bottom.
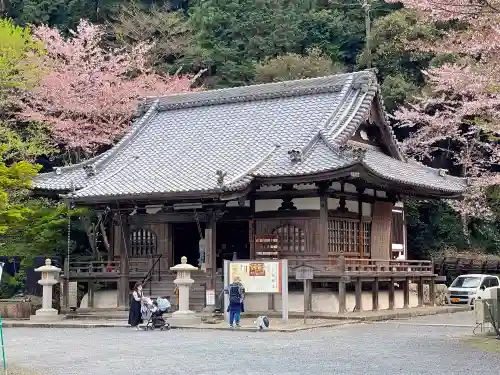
128, 281, 144, 330
225, 276, 245, 328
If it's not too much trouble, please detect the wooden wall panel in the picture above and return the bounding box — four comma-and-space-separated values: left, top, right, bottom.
255, 218, 320, 256
370, 201, 393, 260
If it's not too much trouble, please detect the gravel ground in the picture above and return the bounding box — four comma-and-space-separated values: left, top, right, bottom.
3, 312, 499, 375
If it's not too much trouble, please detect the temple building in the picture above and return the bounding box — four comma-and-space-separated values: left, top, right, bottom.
33, 70, 467, 313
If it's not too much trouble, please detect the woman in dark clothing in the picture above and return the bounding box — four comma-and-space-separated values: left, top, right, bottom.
128, 281, 144, 330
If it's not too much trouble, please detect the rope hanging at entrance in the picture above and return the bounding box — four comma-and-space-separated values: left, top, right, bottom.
194, 208, 204, 240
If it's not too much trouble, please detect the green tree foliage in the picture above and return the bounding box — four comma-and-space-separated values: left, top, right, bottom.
185, 0, 364, 87
6, 0, 128, 30
111, 3, 193, 73
0, 18, 44, 104
0, 156, 40, 235
0, 123, 55, 163
405, 200, 468, 259
254, 48, 345, 83
357, 9, 440, 110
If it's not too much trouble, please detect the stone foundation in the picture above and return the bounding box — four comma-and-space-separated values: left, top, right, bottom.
0, 299, 34, 318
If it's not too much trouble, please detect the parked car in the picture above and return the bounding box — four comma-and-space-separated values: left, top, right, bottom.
447, 274, 500, 308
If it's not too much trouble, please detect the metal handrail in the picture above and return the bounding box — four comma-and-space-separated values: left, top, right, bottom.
142, 254, 163, 296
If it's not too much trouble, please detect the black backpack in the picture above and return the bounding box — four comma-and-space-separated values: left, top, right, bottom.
229, 283, 241, 304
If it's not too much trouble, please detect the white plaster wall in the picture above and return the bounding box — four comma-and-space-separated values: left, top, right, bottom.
80, 290, 118, 309
81, 289, 420, 312
145, 205, 162, 214
330, 182, 357, 193
294, 183, 316, 190
226, 200, 251, 207
256, 185, 281, 192
255, 199, 282, 212
293, 198, 319, 210
244, 291, 419, 313
255, 198, 322, 211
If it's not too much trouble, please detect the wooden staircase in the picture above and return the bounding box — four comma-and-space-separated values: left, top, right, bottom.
144, 271, 224, 312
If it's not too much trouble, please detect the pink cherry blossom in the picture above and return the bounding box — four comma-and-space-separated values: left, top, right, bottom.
385, 1, 500, 218
19, 20, 198, 154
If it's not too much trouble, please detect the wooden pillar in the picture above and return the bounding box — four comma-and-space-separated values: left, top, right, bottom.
372, 277, 379, 311
388, 277, 395, 310
88, 281, 95, 309
403, 277, 410, 309
304, 279, 312, 312
204, 209, 217, 290
354, 278, 363, 312
338, 255, 347, 313
357, 187, 365, 259
429, 278, 436, 307
319, 193, 329, 258
370, 201, 393, 259
118, 213, 130, 310
249, 197, 256, 259
417, 277, 424, 307
166, 223, 173, 268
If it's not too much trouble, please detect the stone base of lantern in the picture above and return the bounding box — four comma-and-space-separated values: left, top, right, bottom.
30, 308, 63, 321
167, 310, 200, 326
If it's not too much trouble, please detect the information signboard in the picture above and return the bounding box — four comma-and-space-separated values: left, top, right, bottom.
229, 261, 282, 293
295, 265, 314, 280
224, 259, 288, 323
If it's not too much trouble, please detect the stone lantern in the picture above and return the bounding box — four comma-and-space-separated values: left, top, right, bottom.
30, 259, 63, 321
167, 256, 201, 326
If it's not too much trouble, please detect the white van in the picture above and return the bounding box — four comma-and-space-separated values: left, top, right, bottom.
447, 274, 500, 307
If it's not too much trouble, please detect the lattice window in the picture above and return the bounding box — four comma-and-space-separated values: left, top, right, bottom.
272, 225, 305, 253
328, 219, 359, 253
130, 229, 157, 257
363, 221, 371, 256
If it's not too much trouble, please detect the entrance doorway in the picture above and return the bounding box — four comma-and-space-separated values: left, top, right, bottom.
216, 221, 250, 269
172, 222, 205, 266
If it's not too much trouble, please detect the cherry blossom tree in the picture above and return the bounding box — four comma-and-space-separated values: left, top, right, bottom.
20, 20, 198, 156
385, 0, 500, 218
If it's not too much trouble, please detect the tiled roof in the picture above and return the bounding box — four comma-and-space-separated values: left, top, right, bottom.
32, 70, 467, 200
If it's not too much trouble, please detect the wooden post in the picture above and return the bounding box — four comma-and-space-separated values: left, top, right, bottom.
403, 277, 410, 309
249, 197, 256, 259
88, 281, 95, 309
429, 278, 436, 306
319, 194, 329, 258
304, 279, 312, 311
388, 277, 395, 310
357, 187, 365, 259
118, 213, 130, 310
417, 277, 424, 307
354, 278, 362, 312
63, 258, 70, 310
303, 280, 308, 324
204, 210, 217, 291
372, 277, 379, 311
338, 255, 347, 313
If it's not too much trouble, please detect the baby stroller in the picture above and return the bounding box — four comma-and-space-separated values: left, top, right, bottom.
143, 297, 171, 331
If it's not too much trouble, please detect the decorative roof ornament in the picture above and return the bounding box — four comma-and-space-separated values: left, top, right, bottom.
136, 99, 148, 117
438, 169, 448, 177
215, 170, 227, 187
55, 167, 62, 175
352, 72, 376, 93
338, 144, 366, 161
288, 149, 302, 162
237, 196, 246, 207
83, 164, 95, 178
